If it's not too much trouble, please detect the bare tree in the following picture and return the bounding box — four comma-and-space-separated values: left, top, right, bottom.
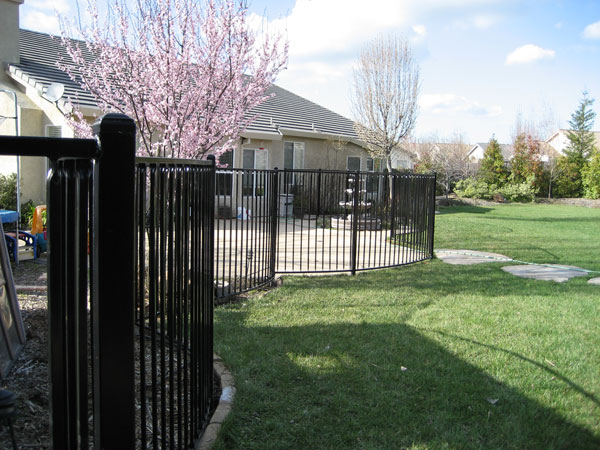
351, 34, 420, 172
324, 136, 349, 169
511, 104, 559, 142
415, 133, 473, 199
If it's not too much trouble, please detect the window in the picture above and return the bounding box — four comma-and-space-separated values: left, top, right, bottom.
347, 156, 361, 171
283, 142, 305, 187
216, 149, 234, 196
284, 142, 305, 170
242, 148, 267, 196
366, 157, 381, 172
45, 125, 62, 138
365, 157, 380, 194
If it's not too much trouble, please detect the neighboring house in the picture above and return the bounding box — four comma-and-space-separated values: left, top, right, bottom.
467, 142, 514, 162
390, 149, 415, 171
545, 129, 600, 155
0, 0, 414, 205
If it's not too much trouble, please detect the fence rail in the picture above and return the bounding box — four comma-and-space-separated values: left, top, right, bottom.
215, 168, 436, 297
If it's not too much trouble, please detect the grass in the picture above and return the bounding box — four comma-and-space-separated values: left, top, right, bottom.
213, 203, 600, 449
435, 202, 600, 270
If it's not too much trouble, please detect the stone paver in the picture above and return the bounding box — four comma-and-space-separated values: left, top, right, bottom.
501, 264, 589, 283
435, 249, 512, 265
437, 249, 597, 283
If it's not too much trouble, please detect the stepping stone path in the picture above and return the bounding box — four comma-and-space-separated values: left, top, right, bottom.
501, 264, 588, 283
436, 249, 596, 284
435, 249, 513, 265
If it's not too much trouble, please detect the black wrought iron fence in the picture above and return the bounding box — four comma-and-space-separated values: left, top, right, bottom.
215, 169, 277, 297
0, 114, 216, 449
134, 158, 215, 449
215, 168, 436, 296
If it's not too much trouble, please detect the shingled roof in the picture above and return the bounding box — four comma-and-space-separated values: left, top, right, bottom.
8, 29, 359, 141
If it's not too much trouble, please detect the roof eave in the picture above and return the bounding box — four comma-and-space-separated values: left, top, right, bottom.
7, 64, 102, 118
239, 130, 283, 141
278, 127, 358, 142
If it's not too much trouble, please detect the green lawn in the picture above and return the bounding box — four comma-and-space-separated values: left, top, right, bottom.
213, 203, 600, 449
435, 202, 600, 270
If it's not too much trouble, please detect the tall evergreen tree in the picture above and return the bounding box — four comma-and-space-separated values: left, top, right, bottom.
479, 137, 508, 186
560, 91, 597, 196
566, 91, 596, 163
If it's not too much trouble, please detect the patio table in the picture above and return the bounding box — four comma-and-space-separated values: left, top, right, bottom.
0, 210, 37, 262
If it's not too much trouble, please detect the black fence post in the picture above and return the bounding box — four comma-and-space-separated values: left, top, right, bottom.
92, 114, 137, 449
350, 171, 360, 275
316, 168, 322, 216
270, 168, 279, 277
389, 171, 396, 239
428, 173, 437, 258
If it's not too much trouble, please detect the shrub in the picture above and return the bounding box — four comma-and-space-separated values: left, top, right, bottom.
582, 148, 600, 199
498, 180, 535, 202
21, 200, 37, 228
554, 157, 582, 198
454, 177, 535, 202
454, 178, 495, 200
0, 173, 18, 211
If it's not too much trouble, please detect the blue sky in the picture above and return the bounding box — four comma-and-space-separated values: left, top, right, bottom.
19, 0, 600, 144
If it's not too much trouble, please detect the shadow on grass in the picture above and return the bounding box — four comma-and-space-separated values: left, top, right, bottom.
420, 328, 600, 409
437, 205, 493, 215
283, 261, 597, 299
215, 312, 600, 449
473, 215, 600, 224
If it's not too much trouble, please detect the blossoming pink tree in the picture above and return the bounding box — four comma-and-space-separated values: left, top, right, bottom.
59, 0, 287, 159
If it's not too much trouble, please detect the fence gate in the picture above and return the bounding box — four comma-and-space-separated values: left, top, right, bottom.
0, 114, 216, 449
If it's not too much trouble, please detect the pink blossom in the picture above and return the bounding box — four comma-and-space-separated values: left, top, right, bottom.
58, 0, 288, 159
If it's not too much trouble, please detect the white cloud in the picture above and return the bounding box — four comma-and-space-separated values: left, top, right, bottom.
505, 44, 555, 65
582, 20, 600, 39
411, 24, 427, 44
248, 0, 506, 120
421, 94, 502, 117
26, 0, 70, 14
555, 22, 563, 30
261, 0, 414, 60
472, 14, 498, 29
451, 13, 500, 30
21, 11, 61, 34
413, 24, 427, 37
20, 0, 71, 34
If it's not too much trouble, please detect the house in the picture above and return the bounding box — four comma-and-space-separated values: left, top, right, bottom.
467, 142, 514, 162
545, 129, 600, 155
0, 0, 414, 205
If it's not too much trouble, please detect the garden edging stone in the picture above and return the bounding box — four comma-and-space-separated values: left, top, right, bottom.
196, 354, 236, 450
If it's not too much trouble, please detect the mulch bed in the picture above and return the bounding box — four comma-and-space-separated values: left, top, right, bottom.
0, 258, 49, 449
